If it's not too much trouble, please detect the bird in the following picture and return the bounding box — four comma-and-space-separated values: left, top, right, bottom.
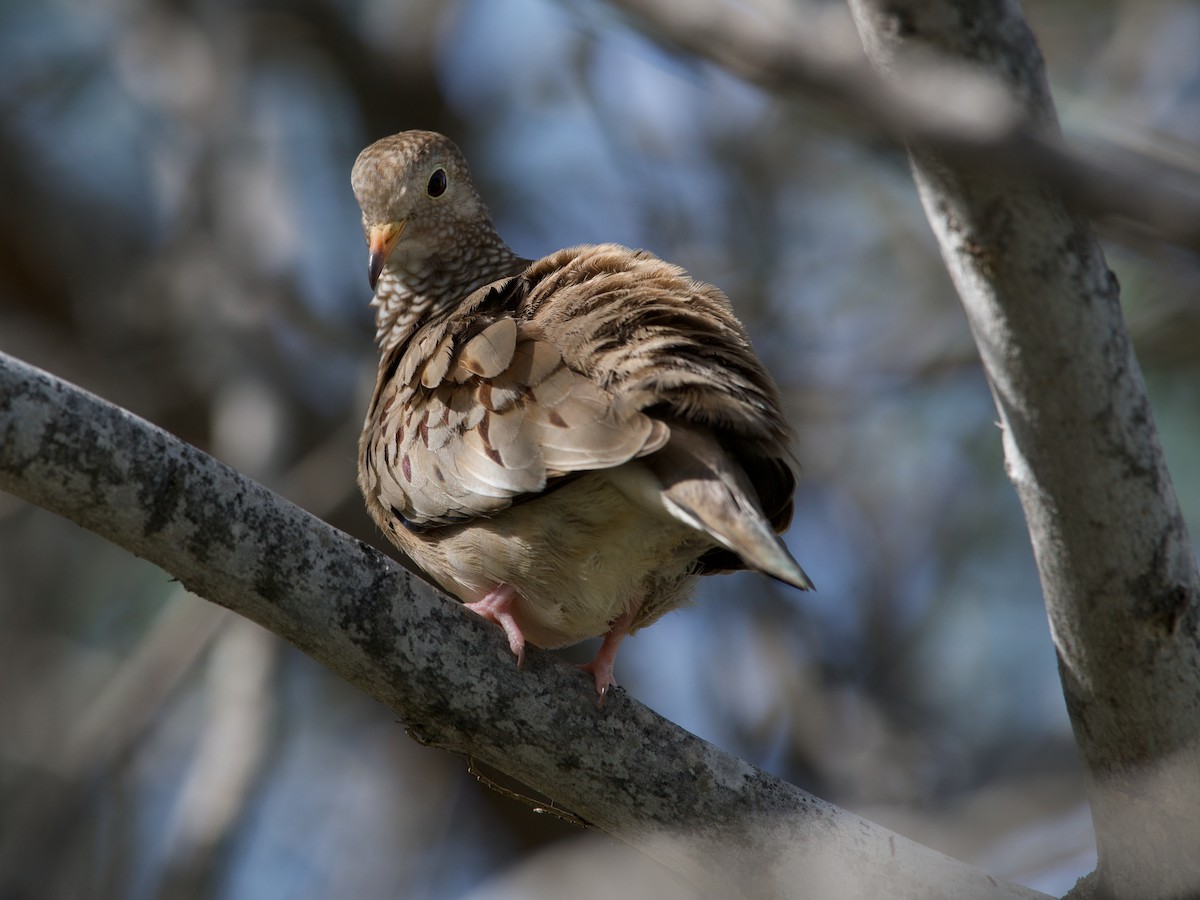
352, 130, 812, 700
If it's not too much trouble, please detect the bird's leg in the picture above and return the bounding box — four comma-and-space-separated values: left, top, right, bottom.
579, 606, 639, 704
464, 585, 526, 667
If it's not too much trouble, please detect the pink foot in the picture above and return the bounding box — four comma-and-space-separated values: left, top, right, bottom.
464, 585, 526, 667
579, 611, 634, 704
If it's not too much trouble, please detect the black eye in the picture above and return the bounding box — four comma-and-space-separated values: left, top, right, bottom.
427, 168, 447, 197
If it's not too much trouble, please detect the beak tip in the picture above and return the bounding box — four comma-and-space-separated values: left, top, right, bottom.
367, 252, 384, 292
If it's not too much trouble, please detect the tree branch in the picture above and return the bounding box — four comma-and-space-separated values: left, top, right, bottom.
0, 351, 1048, 898
843, 1, 1200, 896
604, 0, 1200, 251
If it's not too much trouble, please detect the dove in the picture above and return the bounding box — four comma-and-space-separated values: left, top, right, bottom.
352, 130, 811, 699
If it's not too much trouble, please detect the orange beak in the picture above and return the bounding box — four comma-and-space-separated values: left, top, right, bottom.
367, 220, 406, 290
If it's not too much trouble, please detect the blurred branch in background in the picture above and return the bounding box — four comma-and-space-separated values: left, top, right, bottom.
154, 620, 277, 900
605, 0, 1200, 250
0, 589, 230, 898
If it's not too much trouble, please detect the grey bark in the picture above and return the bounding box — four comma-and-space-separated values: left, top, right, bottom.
0, 350, 1047, 899
847, 1, 1200, 897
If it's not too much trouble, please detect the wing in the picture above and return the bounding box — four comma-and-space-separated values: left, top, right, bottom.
360, 313, 670, 528
517, 244, 800, 536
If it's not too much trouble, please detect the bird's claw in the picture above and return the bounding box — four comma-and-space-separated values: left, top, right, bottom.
578, 658, 618, 706
464, 585, 527, 667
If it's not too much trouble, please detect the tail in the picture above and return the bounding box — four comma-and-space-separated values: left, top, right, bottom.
630, 425, 814, 591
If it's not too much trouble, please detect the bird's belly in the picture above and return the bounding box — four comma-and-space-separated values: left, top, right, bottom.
415, 469, 706, 648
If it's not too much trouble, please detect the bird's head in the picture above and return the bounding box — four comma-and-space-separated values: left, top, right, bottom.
351, 130, 493, 291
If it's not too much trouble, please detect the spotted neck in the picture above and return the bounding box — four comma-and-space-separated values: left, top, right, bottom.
370, 224, 528, 355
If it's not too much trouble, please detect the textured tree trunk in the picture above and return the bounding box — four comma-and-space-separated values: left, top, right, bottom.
847, 1, 1200, 896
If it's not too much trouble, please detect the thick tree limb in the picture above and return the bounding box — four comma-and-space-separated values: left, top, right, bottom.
605, 0, 1200, 251
844, 1, 1200, 897
0, 351, 1048, 898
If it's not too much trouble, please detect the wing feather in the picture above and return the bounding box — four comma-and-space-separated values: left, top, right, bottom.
365, 316, 666, 527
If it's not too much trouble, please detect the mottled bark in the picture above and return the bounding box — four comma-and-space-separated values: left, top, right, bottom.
0, 351, 1046, 899
848, 1, 1200, 896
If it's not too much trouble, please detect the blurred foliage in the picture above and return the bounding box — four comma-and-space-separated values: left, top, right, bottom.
1, 0, 1197, 897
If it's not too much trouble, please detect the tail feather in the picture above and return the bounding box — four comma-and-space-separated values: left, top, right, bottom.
641, 425, 813, 591
658, 480, 814, 591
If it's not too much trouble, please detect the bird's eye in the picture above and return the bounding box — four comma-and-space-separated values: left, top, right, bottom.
427, 168, 447, 197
